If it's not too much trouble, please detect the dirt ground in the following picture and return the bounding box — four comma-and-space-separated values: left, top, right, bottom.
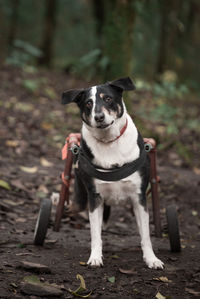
0, 66, 200, 298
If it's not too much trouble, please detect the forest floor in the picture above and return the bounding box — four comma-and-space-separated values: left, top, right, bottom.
0, 66, 200, 298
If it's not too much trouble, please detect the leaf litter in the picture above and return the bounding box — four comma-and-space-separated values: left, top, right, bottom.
68, 274, 92, 298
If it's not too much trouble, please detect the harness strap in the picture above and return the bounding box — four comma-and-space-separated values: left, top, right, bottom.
78, 148, 146, 182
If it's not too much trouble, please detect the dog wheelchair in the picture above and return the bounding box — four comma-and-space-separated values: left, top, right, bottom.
34, 133, 181, 253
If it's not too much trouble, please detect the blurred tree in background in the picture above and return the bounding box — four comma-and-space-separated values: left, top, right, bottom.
0, 0, 199, 86
0, 0, 199, 166
92, 0, 135, 80
38, 0, 58, 67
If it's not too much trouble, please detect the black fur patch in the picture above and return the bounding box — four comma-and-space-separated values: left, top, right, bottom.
137, 132, 150, 207
95, 85, 124, 118
74, 137, 102, 212
76, 89, 92, 126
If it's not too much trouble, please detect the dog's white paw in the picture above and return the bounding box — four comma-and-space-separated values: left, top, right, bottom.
144, 257, 164, 269
87, 255, 103, 267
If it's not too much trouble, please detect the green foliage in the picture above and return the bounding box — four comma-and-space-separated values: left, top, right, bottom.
175, 141, 192, 165
22, 77, 47, 94
22, 79, 40, 93
151, 103, 179, 135
72, 49, 109, 80
6, 39, 42, 67
153, 82, 189, 100
186, 119, 200, 132
136, 72, 190, 136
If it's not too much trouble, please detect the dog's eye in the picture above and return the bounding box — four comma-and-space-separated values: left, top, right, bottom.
86, 100, 93, 109
105, 97, 112, 103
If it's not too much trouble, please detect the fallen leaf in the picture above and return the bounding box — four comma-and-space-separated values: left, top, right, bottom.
41, 122, 53, 130
119, 268, 137, 275
109, 255, 119, 259
19, 261, 51, 273
16, 253, 40, 257
68, 274, 92, 298
190, 244, 196, 248
192, 210, 198, 216
45, 239, 58, 245
11, 179, 27, 191
3, 199, 25, 206
193, 167, 200, 175
15, 217, 27, 223
153, 276, 172, 283
20, 166, 38, 174
44, 87, 57, 99
79, 261, 87, 266
185, 287, 200, 296
76, 274, 86, 290
38, 184, 49, 194
155, 292, 166, 299
6, 140, 19, 147
40, 157, 53, 167
22, 275, 63, 297
36, 191, 47, 199
108, 276, 115, 283
0, 180, 11, 190
24, 275, 40, 284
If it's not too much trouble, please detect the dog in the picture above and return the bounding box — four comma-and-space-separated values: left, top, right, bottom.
62, 77, 164, 269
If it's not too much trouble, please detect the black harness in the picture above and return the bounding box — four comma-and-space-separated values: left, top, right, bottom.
77, 146, 147, 182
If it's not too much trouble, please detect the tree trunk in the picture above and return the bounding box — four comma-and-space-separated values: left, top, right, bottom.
38, 0, 57, 67
91, 0, 105, 39
101, 0, 135, 81
156, 0, 171, 75
156, 0, 183, 76
0, 6, 6, 64
186, 0, 200, 38
7, 0, 20, 53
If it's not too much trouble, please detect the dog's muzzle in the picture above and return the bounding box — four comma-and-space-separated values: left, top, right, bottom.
94, 112, 105, 123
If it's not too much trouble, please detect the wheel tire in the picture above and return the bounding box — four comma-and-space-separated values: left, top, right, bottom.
34, 198, 52, 246
166, 204, 181, 252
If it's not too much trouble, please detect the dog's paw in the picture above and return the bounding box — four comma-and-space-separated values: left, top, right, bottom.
87, 255, 103, 267
145, 257, 164, 269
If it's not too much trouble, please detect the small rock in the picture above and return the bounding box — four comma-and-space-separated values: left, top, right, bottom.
21, 282, 63, 297
18, 261, 51, 273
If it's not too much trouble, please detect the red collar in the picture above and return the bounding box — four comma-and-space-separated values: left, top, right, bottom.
94, 119, 128, 143
105, 118, 128, 143
114, 118, 128, 141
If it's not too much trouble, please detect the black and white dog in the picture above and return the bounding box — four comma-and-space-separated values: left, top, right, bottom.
62, 77, 164, 269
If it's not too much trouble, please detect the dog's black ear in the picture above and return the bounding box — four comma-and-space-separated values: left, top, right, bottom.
109, 77, 135, 91
62, 89, 85, 105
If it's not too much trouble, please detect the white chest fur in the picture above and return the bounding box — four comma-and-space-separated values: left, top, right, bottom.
95, 172, 141, 205
82, 114, 142, 205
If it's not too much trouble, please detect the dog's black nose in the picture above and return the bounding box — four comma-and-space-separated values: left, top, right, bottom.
94, 112, 105, 123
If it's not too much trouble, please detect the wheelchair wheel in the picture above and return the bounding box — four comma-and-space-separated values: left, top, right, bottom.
34, 198, 52, 246
166, 204, 181, 252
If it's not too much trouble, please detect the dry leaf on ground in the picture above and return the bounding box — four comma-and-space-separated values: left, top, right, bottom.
20, 166, 38, 174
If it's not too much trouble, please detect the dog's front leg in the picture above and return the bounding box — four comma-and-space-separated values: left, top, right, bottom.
133, 195, 164, 269
87, 204, 103, 266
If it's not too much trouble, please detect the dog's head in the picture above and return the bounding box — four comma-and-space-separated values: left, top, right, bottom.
62, 77, 135, 129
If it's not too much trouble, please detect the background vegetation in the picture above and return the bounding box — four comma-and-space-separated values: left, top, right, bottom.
0, 0, 199, 166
